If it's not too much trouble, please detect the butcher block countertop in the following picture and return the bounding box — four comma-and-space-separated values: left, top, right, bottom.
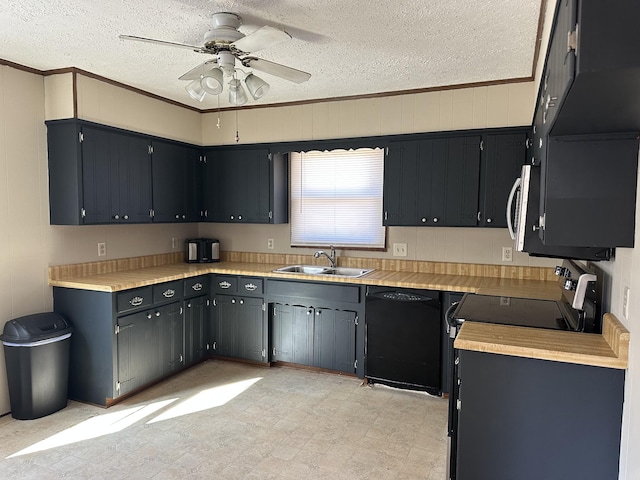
49, 256, 561, 300
454, 313, 630, 369
49, 252, 628, 369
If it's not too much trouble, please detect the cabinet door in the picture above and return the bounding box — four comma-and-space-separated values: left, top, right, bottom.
242, 148, 272, 223
152, 141, 200, 222
543, 0, 577, 133
383, 141, 418, 225
292, 306, 314, 366
114, 134, 152, 223
81, 126, 114, 224
212, 295, 237, 357
272, 303, 294, 362
237, 297, 265, 362
424, 136, 481, 226
456, 350, 624, 480
184, 295, 208, 365
116, 310, 153, 396
479, 132, 528, 227
203, 148, 272, 223
158, 302, 184, 375
313, 309, 356, 373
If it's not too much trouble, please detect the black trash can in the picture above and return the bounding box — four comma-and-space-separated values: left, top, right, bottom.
1, 313, 72, 420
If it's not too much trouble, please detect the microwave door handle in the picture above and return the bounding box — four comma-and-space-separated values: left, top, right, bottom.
506, 177, 521, 240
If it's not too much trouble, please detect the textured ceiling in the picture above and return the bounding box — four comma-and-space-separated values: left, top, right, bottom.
0, 0, 542, 110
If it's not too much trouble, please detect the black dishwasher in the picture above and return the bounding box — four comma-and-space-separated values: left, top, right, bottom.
365, 286, 441, 394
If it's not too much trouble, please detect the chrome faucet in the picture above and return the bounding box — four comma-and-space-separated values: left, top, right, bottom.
314, 245, 336, 268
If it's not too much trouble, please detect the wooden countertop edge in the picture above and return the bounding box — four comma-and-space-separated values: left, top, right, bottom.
603, 313, 630, 367
454, 316, 629, 370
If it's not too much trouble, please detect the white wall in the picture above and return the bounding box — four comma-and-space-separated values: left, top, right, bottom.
597, 166, 640, 479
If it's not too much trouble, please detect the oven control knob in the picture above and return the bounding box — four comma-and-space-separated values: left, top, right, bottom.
564, 279, 577, 291
555, 266, 570, 278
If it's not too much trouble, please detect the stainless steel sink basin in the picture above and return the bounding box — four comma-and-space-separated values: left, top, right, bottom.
273, 265, 374, 278
275, 265, 331, 274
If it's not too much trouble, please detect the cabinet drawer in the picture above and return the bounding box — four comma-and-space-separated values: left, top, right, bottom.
184, 275, 210, 297
116, 286, 153, 313
239, 277, 263, 295
153, 281, 183, 303
213, 275, 237, 293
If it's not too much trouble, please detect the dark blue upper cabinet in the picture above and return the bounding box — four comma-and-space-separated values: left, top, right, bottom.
47, 119, 153, 225
151, 140, 202, 223
544, 0, 640, 136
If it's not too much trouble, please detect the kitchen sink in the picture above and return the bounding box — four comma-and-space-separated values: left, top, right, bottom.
273, 265, 374, 278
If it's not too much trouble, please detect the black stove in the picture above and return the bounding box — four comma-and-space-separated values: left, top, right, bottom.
450, 259, 599, 334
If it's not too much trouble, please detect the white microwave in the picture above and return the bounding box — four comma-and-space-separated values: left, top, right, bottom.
506, 164, 611, 261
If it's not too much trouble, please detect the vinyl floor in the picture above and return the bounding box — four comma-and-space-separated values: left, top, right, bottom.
0, 360, 447, 479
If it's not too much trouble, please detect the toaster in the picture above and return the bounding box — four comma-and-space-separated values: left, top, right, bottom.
185, 238, 220, 263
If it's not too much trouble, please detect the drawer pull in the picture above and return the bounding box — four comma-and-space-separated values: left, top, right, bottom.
218, 281, 231, 289
163, 289, 175, 298
244, 283, 258, 292
130, 296, 144, 307
192, 283, 203, 291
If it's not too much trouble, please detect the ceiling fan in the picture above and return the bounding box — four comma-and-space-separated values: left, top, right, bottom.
119, 12, 311, 105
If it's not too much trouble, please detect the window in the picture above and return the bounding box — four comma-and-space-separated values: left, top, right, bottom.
290, 148, 385, 248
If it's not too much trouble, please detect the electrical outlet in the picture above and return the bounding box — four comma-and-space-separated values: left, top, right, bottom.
97, 242, 106, 257
267, 238, 274, 250
502, 246, 513, 262
393, 243, 408, 257
171, 237, 177, 249
623, 286, 630, 320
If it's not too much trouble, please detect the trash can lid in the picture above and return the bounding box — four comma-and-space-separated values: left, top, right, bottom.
1, 313, 72, 344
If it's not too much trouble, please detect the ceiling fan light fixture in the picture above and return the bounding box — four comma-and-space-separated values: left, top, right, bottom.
245, 73, 270, 100
185, 79, 206, 102
200, 67, 224, 95
228, 79, 248, 106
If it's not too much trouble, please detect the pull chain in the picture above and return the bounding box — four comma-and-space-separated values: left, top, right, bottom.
235, 109, 240, 143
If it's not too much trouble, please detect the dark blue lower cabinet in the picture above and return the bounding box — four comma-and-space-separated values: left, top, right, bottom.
271, 303, 357, 374
455, 350, 624, 480
211, 294, 267, 363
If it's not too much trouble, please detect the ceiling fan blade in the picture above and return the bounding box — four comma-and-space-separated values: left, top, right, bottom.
231, 26, 291, 53
178, 61, 218, 81
242, 57, 311, 84
119, 35, 203, 52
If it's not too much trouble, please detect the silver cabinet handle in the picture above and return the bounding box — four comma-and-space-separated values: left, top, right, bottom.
244, 283, 257, 291
163, 289, 175, 298
433, 217, 439, 223
182, 214, 186, 219
218, 281, 231, 289
147, 313, 152, 319
187, 303, 192, 308
421, 217, 427, 223
114, 214, 120, 220
487, 218, 492, 224
130, 296, 143, 306
238, 215, 242, 220
175, 214, 180, 219
155, 311, 160, 317
231, 299, 236, 304
192, 283, 203, 291
230, 215, 234, 220
239, 299, 244, 305
123, 215, 129, 220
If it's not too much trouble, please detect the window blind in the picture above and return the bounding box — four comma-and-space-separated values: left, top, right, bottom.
290, 148, 385, 248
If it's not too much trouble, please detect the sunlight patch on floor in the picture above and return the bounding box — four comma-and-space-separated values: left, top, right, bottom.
147, 377, 262, 424
8, 399, 177, 458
